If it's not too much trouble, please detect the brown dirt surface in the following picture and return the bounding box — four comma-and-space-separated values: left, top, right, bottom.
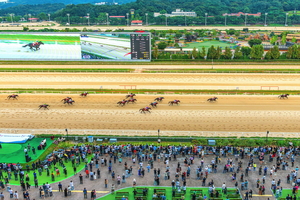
1, 94, 300, 132
1, 73, 300, 90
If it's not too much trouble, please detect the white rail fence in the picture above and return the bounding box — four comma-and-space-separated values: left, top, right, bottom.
0, 128, 299, 138
1, 85, 300, 90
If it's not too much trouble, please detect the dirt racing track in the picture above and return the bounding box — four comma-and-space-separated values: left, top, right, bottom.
1, 71, 300, 134
1, 94, 300, 133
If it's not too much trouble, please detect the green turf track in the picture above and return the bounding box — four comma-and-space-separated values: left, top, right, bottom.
97, 186, 242, 200
0, 34, 80, 45
0, 138, 49, 163
5, 155, 91, 186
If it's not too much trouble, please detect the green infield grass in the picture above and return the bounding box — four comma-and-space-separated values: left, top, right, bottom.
0, 34, 80, 45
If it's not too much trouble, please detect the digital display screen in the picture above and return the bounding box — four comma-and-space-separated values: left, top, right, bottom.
0, 32, 151, 61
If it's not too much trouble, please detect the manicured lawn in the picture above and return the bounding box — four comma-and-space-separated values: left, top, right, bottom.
183, 41, 236, 51
0, 138, 49, 163
6, 155, 91, 186
273, 188, 299, 200
97, 186, 242, 200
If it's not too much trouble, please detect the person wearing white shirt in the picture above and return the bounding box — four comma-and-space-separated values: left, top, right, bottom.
70, 180, 74, 190
13, 191, 18, 199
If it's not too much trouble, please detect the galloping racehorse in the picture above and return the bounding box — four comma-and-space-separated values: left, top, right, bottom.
278, 94, 289, 99
154, 97, 164, 102
80, 92, 88, 97
117, 100, 128, 106
61, 97, 72, 103
207, 97, 218, 102
7, 94, 19, 100
149, 102, 159, 108
125, 93, 136, 99
39, 104, 50, 110
65, 99, 75, 105
139, 107, 152, 114
168, 100, 180, 106
127, 98, 137, 103
23, 41, 44, 51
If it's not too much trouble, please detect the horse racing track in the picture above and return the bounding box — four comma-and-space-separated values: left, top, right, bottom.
0, 94, 300, 133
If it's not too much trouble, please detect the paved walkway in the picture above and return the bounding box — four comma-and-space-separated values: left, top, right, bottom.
1, 151, 294, 200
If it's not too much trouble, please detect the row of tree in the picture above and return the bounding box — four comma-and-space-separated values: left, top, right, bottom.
153, 44, 300, 60
1, 0, 300, 25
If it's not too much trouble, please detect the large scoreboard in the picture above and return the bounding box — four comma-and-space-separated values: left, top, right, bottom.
130, 33, 150, 60
0, 32, 151, 61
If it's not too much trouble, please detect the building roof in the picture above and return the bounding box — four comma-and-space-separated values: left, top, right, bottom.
223, 12, 261, 17
109, 16, 125, 18
131, 20, 143, 23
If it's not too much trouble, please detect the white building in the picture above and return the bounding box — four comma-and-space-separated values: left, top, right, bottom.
154, 9, 197, 17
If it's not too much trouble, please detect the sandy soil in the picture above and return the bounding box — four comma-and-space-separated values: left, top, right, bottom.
0, 94, 300, 133
1, 73, 300, 90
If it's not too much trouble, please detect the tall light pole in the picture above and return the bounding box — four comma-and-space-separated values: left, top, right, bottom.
48, 14, 51, 21
285, 12, 288, 26
67, 13, 70, 25
165, 15, 168, 26
205, 13, 208, 26
145, 13, 148, 26
87, 13, 90, 26
244, 13, 248, 26
9, 13, 13, 23
264, 13, 268, 26
126, 13, 129, 26
266, 131, 269, 142
28, 14, 31, 23
106, 13, 109, 26
224, 13, 227, 26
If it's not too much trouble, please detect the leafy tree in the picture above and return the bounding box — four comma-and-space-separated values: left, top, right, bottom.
241, 46, 252, 56
270, 45, 280, 59
207, 45, 217, 59
216, 46, 222, 59
234, 46, 243, 59
97, 13, 107, 24
199, 47, 206, 59
23, 26, 29, 31
270, 35, 278, 45
287, 45, 300, 59
250, 45, 264, 59
292, 37, 297, 43
37, 12, 47, 21
281, 35, 287, 45
223, 47, 232, 59
265, 51, 271, 60
227, 29, 235, 35
192, 47, 198, 59
175, 32, 182, 39
157, 42, 167, 50
234, 31, 240, 37
248, 39, 262, 47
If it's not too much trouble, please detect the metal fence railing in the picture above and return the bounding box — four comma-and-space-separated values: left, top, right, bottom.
0, 85, 300, 91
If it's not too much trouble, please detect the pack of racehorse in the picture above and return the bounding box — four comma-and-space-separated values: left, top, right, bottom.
5, 93, 291, 112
